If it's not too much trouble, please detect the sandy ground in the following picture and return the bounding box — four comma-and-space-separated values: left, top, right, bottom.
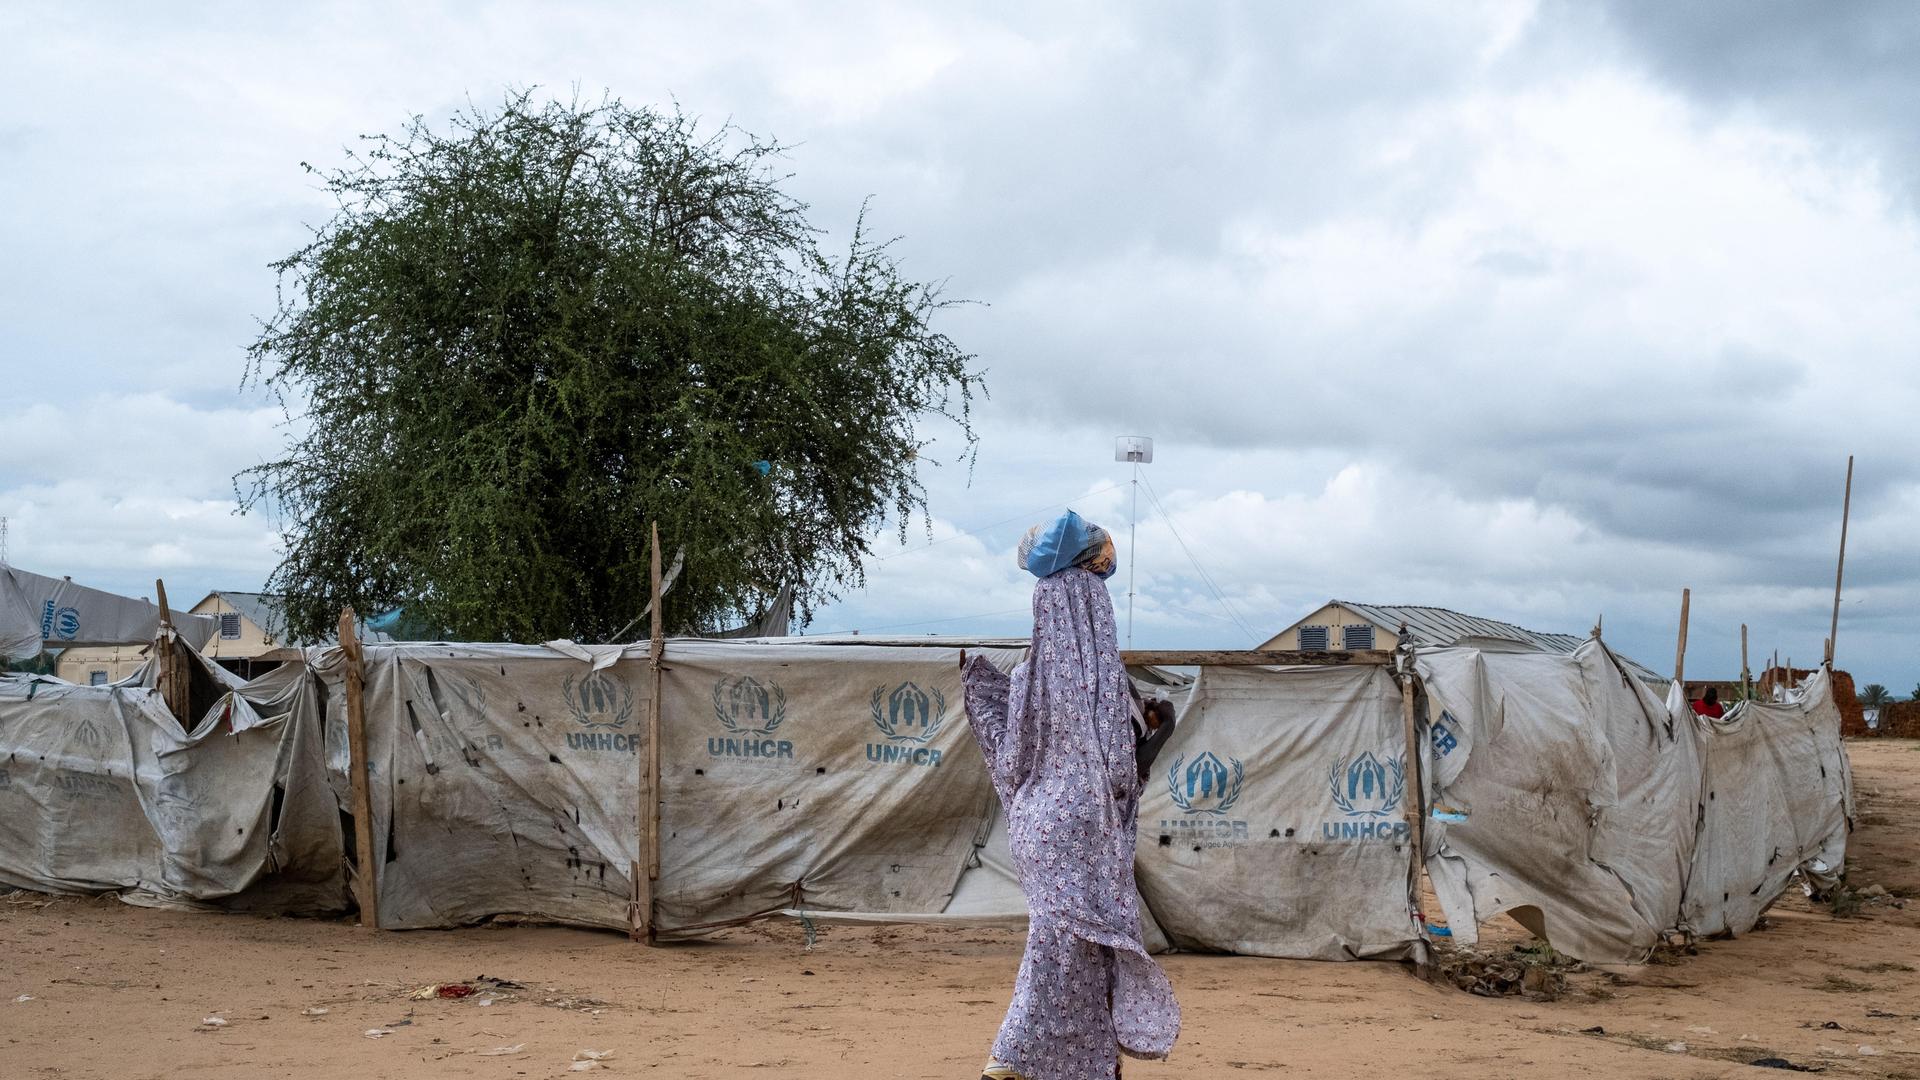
4, 740, 1917, 1080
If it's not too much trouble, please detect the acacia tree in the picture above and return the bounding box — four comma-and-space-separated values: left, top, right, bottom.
241, 93, 979, 642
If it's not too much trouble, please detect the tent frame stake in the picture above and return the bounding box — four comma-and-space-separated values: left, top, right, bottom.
338, 606, 379, 929
1672, 588, 1690, 691
632, 521, 664, 945
1825, 455, 1853, 666
1394, 636, 1431, 977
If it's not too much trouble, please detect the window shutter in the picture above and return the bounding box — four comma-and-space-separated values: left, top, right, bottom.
1343, 624, 1376, 651
1299, 625, 1330, 652
220, 612, 242, 640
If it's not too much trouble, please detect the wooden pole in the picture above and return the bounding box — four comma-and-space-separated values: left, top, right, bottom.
1673, 588, 1691, 693
338, 607, 378, 929
632, 521, 664, 944
1398, 666, 1429, 961
153, 579, 174, 719
1826, 455, 1853, 666
1740, 624, 1750, 700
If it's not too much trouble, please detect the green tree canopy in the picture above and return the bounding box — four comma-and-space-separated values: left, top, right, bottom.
1859, 683, 1892, 707
242, 93, 980, 642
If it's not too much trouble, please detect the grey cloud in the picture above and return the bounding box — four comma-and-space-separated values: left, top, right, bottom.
2, 2, 1915, 685
1568, 0, 1920, 203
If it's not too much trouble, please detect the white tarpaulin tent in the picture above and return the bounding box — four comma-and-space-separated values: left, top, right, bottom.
1, 563, 218, 660
1414, 640, 1852, 963
2, 629, 1853, 967
0, 660, 343, 912
1134, 663, 1424, 960
1678, 667, 1851, 938
1415, 642, 1700, 962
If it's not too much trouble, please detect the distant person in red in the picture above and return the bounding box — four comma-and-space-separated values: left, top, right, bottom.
1690, 686, 1724, 718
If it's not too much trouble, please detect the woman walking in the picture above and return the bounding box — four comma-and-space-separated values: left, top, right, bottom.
960, 510, 1181, 1080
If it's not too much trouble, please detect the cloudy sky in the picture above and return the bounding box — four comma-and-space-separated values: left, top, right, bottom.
3, 1, 1915, 687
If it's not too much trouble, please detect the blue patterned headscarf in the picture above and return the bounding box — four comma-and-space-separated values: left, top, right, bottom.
1017, 510, 1118, 580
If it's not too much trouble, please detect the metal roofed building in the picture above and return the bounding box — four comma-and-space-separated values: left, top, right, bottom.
1260, 599, 1666, 683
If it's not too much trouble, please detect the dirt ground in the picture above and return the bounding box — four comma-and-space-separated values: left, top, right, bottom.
4, 740, 1917, 1080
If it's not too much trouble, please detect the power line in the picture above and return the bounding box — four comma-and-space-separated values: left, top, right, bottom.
1137, 473, 1260, 643
871, 484, 1124, 561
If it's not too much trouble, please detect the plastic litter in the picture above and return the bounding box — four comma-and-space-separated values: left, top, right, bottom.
200, 1017, 228, 1028
477, 1044, 525, 1056
301, 1007, 329, 1017
364, 1028, 394, 1039
13, 995, 34, 1003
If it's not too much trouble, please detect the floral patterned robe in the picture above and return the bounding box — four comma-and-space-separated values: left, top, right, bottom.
961, 567, 1180, 1079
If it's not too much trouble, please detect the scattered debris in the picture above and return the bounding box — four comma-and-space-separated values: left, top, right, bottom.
300, 1007, 329, 1017
1434, 941, 1581, 998
13, 995, 35, 1003
1664, 1040, 1689, 1053
199, 1016, 228, 1028
364, 1027, 394, 1039
475, 1044, 525, 1056
437, 983, 475, 999
1748, 1058, 1824, 1072
1857, 1045, 1881, 1056
565, 1048, 617, 1071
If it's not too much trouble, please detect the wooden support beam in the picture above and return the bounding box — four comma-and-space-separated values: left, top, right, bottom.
632, 520, 664, 945
1672, 588, 1691, 690
1740, 624, 1750, 701
1397, 665, 1430, 971
153, 578, 175, 719
338, 607, 378, 930
1826, 455, 1853, 666
1121, 649, 1392, 667
153, 578, 190, 722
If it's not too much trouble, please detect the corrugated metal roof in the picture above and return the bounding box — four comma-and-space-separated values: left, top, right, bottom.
1329, 600, 1666, 683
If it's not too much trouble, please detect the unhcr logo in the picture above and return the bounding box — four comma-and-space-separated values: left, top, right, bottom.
564, 672, 634, 730
1158, 751, 1249, 848
41, 601, 80, 641
1321, 750, 1411, 842
708, 675, 794, 761
1166, 751, 1243, 816
561, 671, 639, 754
865, 682, 949, 767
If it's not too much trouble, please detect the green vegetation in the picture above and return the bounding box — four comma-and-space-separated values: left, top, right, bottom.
240, 92, 980, 642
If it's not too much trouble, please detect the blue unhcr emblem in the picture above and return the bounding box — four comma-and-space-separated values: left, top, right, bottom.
869, 682, 947, 744
1432, 710, 1460, 756
1328, 751, 1405, 818
1165, 751, 1244, 816
563, 671, 634, 730
42, 601, 81, 640
712, 675, 788, 738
